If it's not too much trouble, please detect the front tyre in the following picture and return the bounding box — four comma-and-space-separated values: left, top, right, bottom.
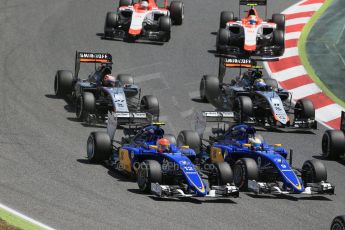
302, 159, 327, 183
104, 12, 118, 38
233, 158, 258, 191
322, 130, 345, 160
137, 160, 162, 193
76, 92, 95, 121
170, 1, 184, 25
208, 162, 233, 187
140, 95, 160, 121
87, 132, 112, 163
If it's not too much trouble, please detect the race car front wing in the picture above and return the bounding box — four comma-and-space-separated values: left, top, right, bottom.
248, 180, 335, 195
151, 183, 239, 198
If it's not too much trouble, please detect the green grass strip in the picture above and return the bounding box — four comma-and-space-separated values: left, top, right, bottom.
298, 0, 345, 108
0, 207, 45, 230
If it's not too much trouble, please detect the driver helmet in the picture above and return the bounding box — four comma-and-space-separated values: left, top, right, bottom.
140, 0, 149, 9
248, 136, 262, 148
254, 78, 266, 90
103, 74, 116, 87
157, 138, 170, 153
249, 15, 257, 25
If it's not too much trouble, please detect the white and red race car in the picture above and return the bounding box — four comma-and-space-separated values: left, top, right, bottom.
104, 0, 184, 42
217, 0, 285, 58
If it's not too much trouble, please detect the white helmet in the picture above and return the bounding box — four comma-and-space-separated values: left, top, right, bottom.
141, 1, 149, 9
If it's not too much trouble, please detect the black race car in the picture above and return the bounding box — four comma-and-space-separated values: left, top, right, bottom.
54, 51, 159, 124
200, 58, 316, 129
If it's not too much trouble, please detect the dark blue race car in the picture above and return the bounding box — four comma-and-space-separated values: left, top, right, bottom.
177, 112, 335, 195
86, 116, 239, 198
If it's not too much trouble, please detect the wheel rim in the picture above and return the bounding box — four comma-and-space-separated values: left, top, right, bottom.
137, 163, 149, 190
76, 97, 83, 119
321, 133, 330, 157
200, 78, 206, 99
233, 165, 243, 188
87, 136, 95, 160
331, 220, 343, 230
54, 76, 58, 95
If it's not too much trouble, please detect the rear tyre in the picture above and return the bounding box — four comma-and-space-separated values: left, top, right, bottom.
273, 30, 285, 56
177, 130, 201, 153
104, 12, 118, 37
76, 92, 95, 121
331, 216, 345, 230
137, 160, 162, 193
294, 99, 315, 120
322, 130, 345, 159
272, 14, 285, 32
208, 162, 233, 187
119, 0, 132, 7
140, 95, 159, 121
200, 75, 220, 102
217, 28, 230, 51
169, 1, 184, 25
117, 74, 134, 85
158, 16, 171, 42
233, 158, 258, 191
54, 70, 73, 97
234, 96, 253, 122
302, 159, 327, 183
86, 132, 112, 163
220, 11, 234, 29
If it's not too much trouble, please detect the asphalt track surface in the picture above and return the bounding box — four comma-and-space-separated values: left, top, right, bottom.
0, 0, 344, 229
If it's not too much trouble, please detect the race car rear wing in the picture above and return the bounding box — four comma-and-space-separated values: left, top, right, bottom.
107, 111, 152, 140
341, 111, 345, 132
193, 111, 235, 137
240, 0, 267, 6
222, 57, 259, 68
74, 51, 113, 78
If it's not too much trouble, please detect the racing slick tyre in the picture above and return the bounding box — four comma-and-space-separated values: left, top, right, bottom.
302, 159, 327, 183
234, 96, 253, 122
208, 162, 233, 187
322, 130, 345, 160
331, 216, 345, 230
170, 1, 184, 25
76, 92, 95, 121
119, 0, 133, 7
137, 160, 162, 193
220, 11, 234, 29
104, 12, 118, 38
217, 28, 230, 52
177, 130, 201, 154
117, 74, 134, 85
272, 14, 285, 32
294, 99, 315, 120
158, 16, 171, 42
140, 95, 160, 121
233, 158, 258, 191
87, 132, 112, 163
263, 78, 278, 90
273, 30, 285, 56
54, 70, 73, 97
200, 75, 220, 103
163, 134, 177, 145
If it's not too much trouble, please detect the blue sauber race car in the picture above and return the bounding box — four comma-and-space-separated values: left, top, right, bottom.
86, 114, 239, 198
177, 112, 335, 195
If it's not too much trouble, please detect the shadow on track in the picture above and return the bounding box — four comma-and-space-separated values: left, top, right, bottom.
312, 155, 345, 167
246, 193, 333, 201
96, 33, 165, 46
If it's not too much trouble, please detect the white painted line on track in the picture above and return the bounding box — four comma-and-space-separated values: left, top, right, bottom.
0, 202, 55, 230
316, 104, 345, 122
285, 32, 302, 40
289, 83, 322, 99
286, 17, 310, 26
283, 3, 323, 14
280, 47, 299, 59
271, 65, 307, 82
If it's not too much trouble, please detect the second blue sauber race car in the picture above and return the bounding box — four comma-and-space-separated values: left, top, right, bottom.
86, 114, 239, 198
177, 112, 335, 195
